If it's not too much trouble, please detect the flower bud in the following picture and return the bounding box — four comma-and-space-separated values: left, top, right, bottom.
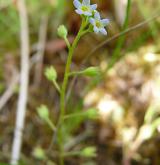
86, 108, 98, 119
82, 67, 100, 77
81, 146, 96, 157
37, 105, 49, 121
32, 146, 46, 160
45, 66, 57, 82
57, 25, 68, 38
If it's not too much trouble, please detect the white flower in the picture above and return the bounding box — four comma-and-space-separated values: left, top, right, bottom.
89, 12, 109, 35
73, 0, 97, 16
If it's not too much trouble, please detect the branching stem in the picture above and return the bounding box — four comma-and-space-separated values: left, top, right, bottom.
57, 18, 87, 165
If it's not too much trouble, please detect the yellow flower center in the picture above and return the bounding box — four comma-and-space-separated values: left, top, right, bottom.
81, 6, 90, 12
95, 21, 102, 28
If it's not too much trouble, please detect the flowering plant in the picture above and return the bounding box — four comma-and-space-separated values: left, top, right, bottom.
38, 1, 109, 164
73, 0, 109, 35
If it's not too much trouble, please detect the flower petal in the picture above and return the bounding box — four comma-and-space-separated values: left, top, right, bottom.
84, 11, 92, 16
94, 11, 100, 20
101, 19, 110, 26
89, 18, 95, 25
82, 0, 90, 5
94, 26, 99, 33
75, 9, 83, 15
90, 4, 97, 10
100, 28, 107, 35
73, 0, 82, 9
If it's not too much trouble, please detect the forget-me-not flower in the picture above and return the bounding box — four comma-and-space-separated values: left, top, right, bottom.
89, 12, 110, 35
73, 0, 97, 16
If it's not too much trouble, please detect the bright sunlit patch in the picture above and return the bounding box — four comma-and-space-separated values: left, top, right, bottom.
97, 94, 124, 123
97, 98, 115, 116
157, 125, 160, 133
84, 89, 103, 106
138, 125, 153, 141
122, 127, 137, 144
144, 52, 157, 62
100, 61, 107, 71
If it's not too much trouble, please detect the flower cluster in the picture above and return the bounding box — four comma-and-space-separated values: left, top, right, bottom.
73, 0, 109, 35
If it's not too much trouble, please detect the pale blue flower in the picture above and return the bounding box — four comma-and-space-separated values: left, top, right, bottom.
89, 12, 109, 35
73, 0, 97, 16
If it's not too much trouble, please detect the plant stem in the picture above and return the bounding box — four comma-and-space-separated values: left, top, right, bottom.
62, 151, 80, 157
45, 118, 56, 132
68, 70, 84, 76
63, 111, 87, 119
53, 80, 61, 93
58, 19, 86, 165
64, 36, 71, 49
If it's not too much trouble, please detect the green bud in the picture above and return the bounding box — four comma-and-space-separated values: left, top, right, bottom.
37, 105, 49, 121
32, 146, 46, 160
82, 67, 100, 77
45, 66, 57, 82
86, 108, 98, 119
57, 25, 68, 38
81, 146, 96, 158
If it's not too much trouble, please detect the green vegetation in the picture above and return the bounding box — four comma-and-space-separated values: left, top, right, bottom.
0, 0, 160, 165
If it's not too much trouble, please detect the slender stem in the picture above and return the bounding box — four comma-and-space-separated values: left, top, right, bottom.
53, 80, 61, 93
62, 151, 80, 157
63, 111, 87, 120
60, 21, 85, 126
64, 36, 71, 49
68, 70, 84, 76
81, 29, 91, 36
45, 118, 56, 132
58, 19, 86, 165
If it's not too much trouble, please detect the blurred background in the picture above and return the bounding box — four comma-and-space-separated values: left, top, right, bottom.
0, 0, 160, 164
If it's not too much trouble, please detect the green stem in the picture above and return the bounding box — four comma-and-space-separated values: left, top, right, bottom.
62, 151, 80, 157
53, 80, 61, 93
45, 118, 56, 131
64, 36, 71, 49
57, 19, 86, 165
68, 70, 84, 76
60, 20, 85, 126
63, 111, 88, 120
